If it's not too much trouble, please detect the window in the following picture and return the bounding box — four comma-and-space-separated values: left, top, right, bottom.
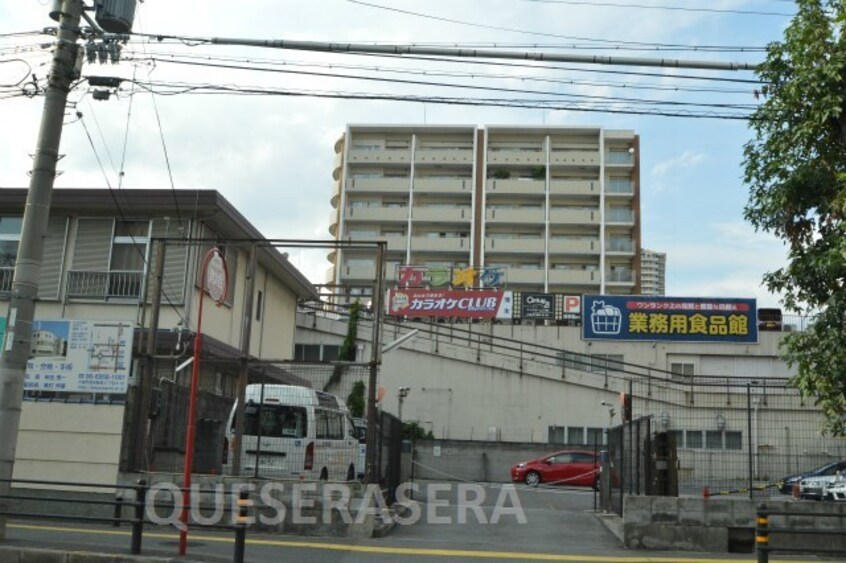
558, 351, 590, 371
0, 216, 22, 292
670, 362, 695, 382
316, 410, 344, 440
686, 430, 703, 449
548, 426, 567, 444
725, 431, 742, 450
669, 430, 684, 448
255, 290, 263, 321
109, 220, 149, 298
587, 427, 605, 446
590, 354, 624, 374
294, 344, 344, 362
567, 427, 584, 445
243, 404, 307, 439
706, 431, 723, 449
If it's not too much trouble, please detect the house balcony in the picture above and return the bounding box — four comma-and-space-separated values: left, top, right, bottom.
66, 270, 144, 301
412, 207, 471, 223
605, 239, 635, 255
0, 266, 12, 294
415, 148, 474, 164
485, 238, 545, 254
344, 206, 409, 223
413, 178, 473, 194
487, 149, 544, 165
549, 208, 599, 224
485, 179, 545, 196
548, 269, 599, 285
548, 238, 599, 255
347, 148, 411, 164
550, 150, 600, 167
410, 236, 470, 253
606, 269, 636, 285
504, 268, 545, 285
485, 208, 545, 224
339, 264, 376, 282
549, 179, 597, 196
346, 177, 410, 194
606, 209, 635, 225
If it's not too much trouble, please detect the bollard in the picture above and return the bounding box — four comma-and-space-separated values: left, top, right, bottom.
756, 502, 769, 563
131, 479, 147, 555
113, 492, 123, 528
791, 483, 800, 500
233, 489, 251, 563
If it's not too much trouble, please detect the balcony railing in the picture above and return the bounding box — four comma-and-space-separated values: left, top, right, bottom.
606, 269, 634, 283
0, 266, 12, 293
606, 239, 634, 252
67, 270, 144, 300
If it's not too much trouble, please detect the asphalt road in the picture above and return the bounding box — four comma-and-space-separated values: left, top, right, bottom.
3, 481, 841, 562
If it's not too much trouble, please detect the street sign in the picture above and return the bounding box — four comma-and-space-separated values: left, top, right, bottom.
205, 249, 228, 304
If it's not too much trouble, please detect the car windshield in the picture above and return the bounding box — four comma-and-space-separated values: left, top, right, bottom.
242, 403, 308, 439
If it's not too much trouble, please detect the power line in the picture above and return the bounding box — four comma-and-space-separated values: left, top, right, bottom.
140, 57, 757, 111
125, 79, 752, 120
345, 0, 772, 51
522, 0, 794, 17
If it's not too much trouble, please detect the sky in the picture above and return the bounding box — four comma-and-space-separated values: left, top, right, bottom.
0, 0, 796, 307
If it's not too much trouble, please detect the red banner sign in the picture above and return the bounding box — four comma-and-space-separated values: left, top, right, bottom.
387, 289, 509, 318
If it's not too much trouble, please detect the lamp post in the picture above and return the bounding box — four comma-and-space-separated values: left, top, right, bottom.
179, 248, 227, 556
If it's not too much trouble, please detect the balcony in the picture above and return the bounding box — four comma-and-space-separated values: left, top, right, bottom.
606, 151, 634, 166
347, 148, 411, 164
606, 178, 633, 195
486, 208, 545, 224
344, 206, 409, 223
550, 150, 599, 167
485, 179, 544, 196
485, 238, 545, 254
548, 269, 598, 285
67, 270, 144, 300
415, 148, 474, 164
548, 238, 599, 255
487, 149, 544, 165
606, 269, 636, 284
504, 268, 545, 285
606, 239, 635, 254
346, 177, 410, 194
549, 179, 597, 196
340, 264, 376, 282
412, 206, 471, 223
549, 207, 599, 224
410, 236, 470, 253
606, 209, 635, 224
414, 178, 473, 194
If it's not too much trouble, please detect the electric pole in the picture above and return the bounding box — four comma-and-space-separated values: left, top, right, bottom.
0, 0, 83, 540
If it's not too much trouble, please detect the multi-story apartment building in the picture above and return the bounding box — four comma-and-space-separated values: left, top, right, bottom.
1, 188, 317, 484
328, 125, 641, 301
641, 248, 667, 295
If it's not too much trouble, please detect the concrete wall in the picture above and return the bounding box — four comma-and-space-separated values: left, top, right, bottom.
623, 496, 846, 553
14, 402, 124, 488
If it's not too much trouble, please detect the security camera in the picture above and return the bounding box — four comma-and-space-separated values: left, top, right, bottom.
600, 401, 611, 407
399, 386, 411, 393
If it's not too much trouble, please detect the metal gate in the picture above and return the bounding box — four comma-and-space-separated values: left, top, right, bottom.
607, 416, 653, 515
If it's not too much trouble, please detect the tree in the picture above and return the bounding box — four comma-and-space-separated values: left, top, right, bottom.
347, 380, 365, 418
743, 0, 846, 435
324, 301, 361, 391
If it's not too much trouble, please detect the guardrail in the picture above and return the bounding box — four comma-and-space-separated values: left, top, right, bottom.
0, 478, 250, 562
756, 502, 846, 562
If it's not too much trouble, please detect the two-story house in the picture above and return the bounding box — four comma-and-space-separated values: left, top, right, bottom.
0, 187, 318, 485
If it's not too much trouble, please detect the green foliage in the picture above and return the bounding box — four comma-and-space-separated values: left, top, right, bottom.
492, 169, 511, 179
743, 0, 846, 435
530, 166, 546, 180
403, 421, 434, 440
324, 301, 362, 391
346, 380, 366, 418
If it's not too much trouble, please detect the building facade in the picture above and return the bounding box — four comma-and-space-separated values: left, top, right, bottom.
641, 248, 666, 295
1, 188, 317, 484
329, 125, 641, 302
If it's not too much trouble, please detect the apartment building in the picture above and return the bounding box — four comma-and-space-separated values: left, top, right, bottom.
328, 125, 641, 301
641, 248, 667, 295
1, 188, 317, 484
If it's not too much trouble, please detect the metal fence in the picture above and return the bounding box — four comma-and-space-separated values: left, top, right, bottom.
608, 378, 846, 504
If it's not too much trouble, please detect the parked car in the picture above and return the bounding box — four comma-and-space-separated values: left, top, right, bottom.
825, 481, 846, 501
800, 471, 846, 500
510, 450, 601, 488
778, 460, 846, 495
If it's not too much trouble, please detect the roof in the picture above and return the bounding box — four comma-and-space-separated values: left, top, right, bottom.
0, 187, 318, 300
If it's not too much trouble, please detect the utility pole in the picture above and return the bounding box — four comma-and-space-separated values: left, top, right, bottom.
0, 0, 83, 541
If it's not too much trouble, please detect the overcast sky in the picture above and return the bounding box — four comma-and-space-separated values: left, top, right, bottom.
0, 0, 793, 306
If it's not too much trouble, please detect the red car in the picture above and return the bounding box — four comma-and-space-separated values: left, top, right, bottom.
511, 449, 600, 488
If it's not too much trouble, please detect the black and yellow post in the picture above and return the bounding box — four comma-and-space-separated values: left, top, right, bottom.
234, 489, 251, 563
756, 502, 769, 563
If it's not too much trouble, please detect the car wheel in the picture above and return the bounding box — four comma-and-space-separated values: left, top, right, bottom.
524, 471, 541, 487
592, 477, 600, 491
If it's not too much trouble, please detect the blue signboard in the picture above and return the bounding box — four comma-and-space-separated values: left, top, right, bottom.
582, 295, 758, 343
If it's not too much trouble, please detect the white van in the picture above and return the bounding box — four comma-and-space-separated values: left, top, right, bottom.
225, 384, 359, 481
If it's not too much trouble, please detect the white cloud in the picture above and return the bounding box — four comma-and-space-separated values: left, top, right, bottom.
651, 150, 708, 178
